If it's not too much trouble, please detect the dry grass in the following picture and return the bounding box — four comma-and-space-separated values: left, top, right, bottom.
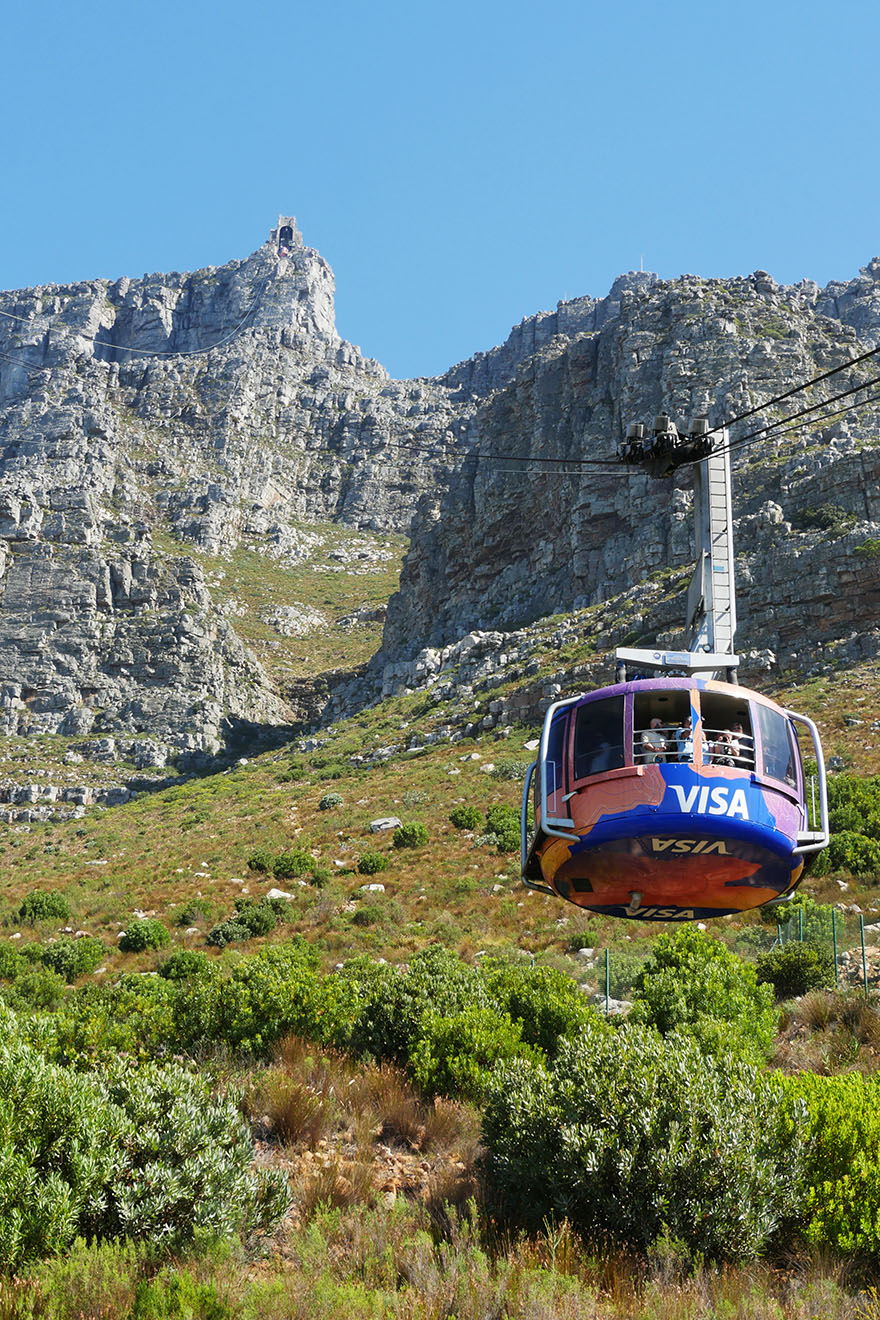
774, 990, 880, 1074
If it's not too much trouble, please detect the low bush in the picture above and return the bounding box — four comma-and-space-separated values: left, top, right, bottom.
0, 1010, 288, 1270
484, 804, 520, 853
756, 940, 835, 999
483, 1024, 802, 1263
233, 898, 280, 938
173, 898, 212, 927
39, 936, 106, 983
157, 950, 210, 981
206, 920, 251, 949
629, 926, 778, 1064
393, 822, 428, 850
409, 1005, 540, 1101
118, 919, 170, 954
481, 959, 599, 1055
17, 889, 70, 925
490, 759, 532, 781
783, 1071, 880, 1260
824, 830, 880, 877
357, 851, 390, 875
273, 849, 316, 880
246, 848, 274, 874
449, 805, 483, 831
318, 792, 344, 811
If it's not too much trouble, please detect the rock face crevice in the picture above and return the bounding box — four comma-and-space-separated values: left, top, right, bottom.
3, 229, 880, 754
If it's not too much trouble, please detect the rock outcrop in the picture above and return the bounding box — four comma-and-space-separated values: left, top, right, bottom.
3, 223, 880, 757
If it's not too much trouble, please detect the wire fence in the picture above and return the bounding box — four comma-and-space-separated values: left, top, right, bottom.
588, 903, 880, 1013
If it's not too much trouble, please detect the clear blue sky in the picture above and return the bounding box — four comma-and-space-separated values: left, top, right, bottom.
3, 0, 878, 379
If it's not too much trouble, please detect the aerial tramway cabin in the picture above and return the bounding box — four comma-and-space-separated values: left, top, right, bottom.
522, 674, 827, 921
521, 414, 829, 921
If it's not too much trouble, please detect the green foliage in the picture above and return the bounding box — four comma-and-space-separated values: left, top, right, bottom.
490, 759, 532, 781
174, 898, 212, 927
483, 1025, 802, 1263
854, 538, 880, 558
246, 848, 274, 874
392, 822, 428, 849
770, 893, 835, 942
792, 503, 857, 536
629, 926, 778, 1064
356, 850, 390, 875
157, 950, 210, 981
233, 898, 280, 938
484, 804, 520, 853
480, 959, 599, 1054
410, 1005, 540, 1101
449, 805, 484, 831
8, 966, 67, 1010
206, 920, 251, 949
39, 936, 106, 983
17, 889, 70, 925
170, 941, 333, 1058
119, 919, 170, 954
756, 940, 836, 999
825, 830, 880, 877
782, 1071, 880, 1259
604, 949, 650, 999
318, 792, 344, 810
336, 945, 488, 1063
272, 848, 316, 880
97, 1061, 288, 1245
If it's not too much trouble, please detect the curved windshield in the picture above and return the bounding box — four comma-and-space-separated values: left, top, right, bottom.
573, 697, 625, 779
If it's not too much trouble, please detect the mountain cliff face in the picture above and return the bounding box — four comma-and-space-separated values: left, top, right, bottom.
0, 224, 470, 760
379, 263, 880, 687
2, 223, 880, 762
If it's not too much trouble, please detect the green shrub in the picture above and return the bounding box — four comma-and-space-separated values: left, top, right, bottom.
484, 804, 520, 853
9, 966, 67, 1010
410, 1006, 540, 1101
629, 926, 778, 1064
483, 1025, 802, 1263
234, 898, 280, 938
792, 503, 857, 536
393, 822, 428, 849
17, 889, 70, 925
782, 1071, 880, 1259
337, 946, 489, 1063
309, 865, 332, 888
604, 949, 650, 999
157, 950, 210, 981
118, 919, 170, 954
246, 848, 274, 874
97, 1061, 288, 1246
357, 851, 390, 876
39, 937, 106, 983
170, 941, 335, 1058
449, 805, 483, 831
756, 940, 835, 999
318, 792, 344, 811
173, 898, 212, 927
825, 830, 880, 877
490, 759, 532, 781
481, 960, 599, 1055
0, 946, 25, 980
272, 849, 316, 880
206, 920, 251, 949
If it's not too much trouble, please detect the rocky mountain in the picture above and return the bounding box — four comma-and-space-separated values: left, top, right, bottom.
2, 220, 880, 765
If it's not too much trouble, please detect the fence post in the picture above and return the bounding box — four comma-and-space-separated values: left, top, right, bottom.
605, 948, 610, 1016
832, 908, 839, 988
776, 920, 782, 947
861, 915, 869, 999
798, 905, 803, 942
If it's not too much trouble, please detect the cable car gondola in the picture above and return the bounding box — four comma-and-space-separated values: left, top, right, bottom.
521, 415, 829, 921
522, 673, 827, 920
